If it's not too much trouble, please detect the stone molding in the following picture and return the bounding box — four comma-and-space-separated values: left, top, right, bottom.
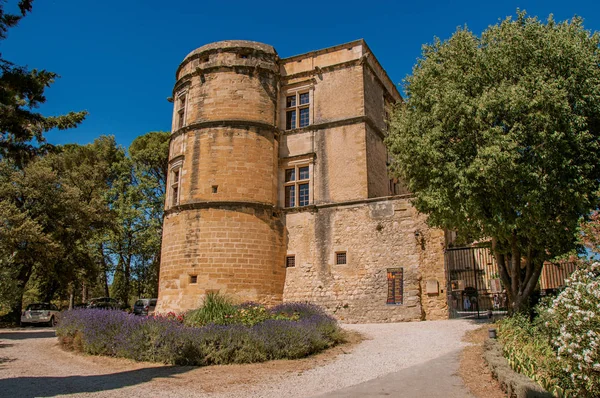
170, 120, 279, 142
165, 200, 278, 216
282, 194, 413, 214
283, 115, 386, 139
173, 63, 278, 94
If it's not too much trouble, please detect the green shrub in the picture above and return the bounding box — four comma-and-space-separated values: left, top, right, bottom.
56, 302, 345, 366
541, 262, 600, 396
498, 314, 573, 396
184, 292, 237, 327
499, 262, 600, 397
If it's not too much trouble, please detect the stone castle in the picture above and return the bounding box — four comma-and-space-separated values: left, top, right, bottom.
156, 39, 448, 322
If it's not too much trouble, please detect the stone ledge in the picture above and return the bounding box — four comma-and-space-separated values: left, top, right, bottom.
165, 201, 277, 216
483, 339, 553, 398
282, 194, 413, 214
170, 120, 278, 142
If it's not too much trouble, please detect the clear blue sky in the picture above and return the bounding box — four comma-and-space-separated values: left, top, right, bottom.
2, 0, 600, 149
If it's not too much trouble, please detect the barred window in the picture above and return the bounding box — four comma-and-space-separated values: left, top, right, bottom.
336, 252, 347, 265
386, 268, 404, 305
286, 256, 296, 268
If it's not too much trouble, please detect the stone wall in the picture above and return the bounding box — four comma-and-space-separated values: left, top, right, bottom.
158, 41, 285, 314
365, 123, 390, 198
170, 126, 278, 206
283, 197, 448, 322
157, 206, 286, 313
158, 40, 449, 322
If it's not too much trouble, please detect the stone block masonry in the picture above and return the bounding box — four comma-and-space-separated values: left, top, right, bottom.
283, 197, 448, 322
157, 39, 449, 322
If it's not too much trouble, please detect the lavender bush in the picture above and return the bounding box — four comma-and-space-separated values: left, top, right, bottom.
56, 302, 344, 366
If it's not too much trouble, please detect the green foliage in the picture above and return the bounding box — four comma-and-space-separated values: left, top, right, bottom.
0, 0, 87, 165
0, 137, 123, 320
184, 295, 305, 328
499, 262, 600, 397
580, 210, 600, 258
184, 292, 237, 327
499, 314, 574, 396
387, 10, 600, 312
541, 262, 600, 396
57, 304, 344, 366
102, 131, 169, 305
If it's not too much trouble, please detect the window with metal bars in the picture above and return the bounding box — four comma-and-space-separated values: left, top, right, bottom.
286, 256, 296, 268
336, 252, 347, 265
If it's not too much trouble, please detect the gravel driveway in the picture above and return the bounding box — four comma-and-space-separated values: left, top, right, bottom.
0, 320, 480, 397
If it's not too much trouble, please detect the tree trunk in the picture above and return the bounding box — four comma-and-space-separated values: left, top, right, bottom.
492, 236, 544, 314
98, 243, 110, 297
2, 262, 33, 324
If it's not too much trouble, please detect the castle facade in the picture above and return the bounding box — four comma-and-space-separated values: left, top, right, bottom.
156, 40, 448, 322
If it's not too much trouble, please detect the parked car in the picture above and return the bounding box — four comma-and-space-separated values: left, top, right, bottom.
133, 298, 158, 316
21, 303, 60, 327
87, 297, 120, 310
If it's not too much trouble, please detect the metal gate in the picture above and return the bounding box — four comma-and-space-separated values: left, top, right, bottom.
444, 247, 508, 319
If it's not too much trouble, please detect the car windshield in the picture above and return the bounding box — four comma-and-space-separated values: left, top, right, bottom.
26, 304, 49, 310
135, 300, 145, 306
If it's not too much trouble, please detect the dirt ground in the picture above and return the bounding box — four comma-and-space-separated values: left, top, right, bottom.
0, 327, 364, 397
150, 330, 365, 394
459, 325, 505, 398
2, 320, 483, 398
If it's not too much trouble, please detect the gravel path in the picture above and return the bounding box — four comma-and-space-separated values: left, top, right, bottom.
0, 320, 480, 397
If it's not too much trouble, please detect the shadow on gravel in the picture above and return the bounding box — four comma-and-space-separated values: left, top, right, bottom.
0, 330, 56, 340
0, 356, 15, 365
0, 366, 192, 397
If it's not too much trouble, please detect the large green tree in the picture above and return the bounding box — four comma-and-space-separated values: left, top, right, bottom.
0, 0, 87, 165
104, 131, 169, 305
387, 11, 600, 313
0, 137, 121, 320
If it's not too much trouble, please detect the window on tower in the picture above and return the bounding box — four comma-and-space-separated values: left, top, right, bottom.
177, 93, 186, 130
171, 167, 181, 206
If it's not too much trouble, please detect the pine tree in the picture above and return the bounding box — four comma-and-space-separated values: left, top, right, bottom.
0, 0, 87, 165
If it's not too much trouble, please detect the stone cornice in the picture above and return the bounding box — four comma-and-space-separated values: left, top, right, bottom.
174, 64, 278, 94
177, 42, 278, 77
283, 116, 386, 139
282, 194, 414, 214
165, 200, 277, 216
280, 58, 362, 81
170, 120, 279, 142
278, 152, 316, 164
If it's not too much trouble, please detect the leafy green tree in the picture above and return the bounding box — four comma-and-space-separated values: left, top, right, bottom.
103, 131, 169, 305
0, 0, 87, 165
129, 131, 169, 298
580, 209, 600, 259
387, 11, 600, 313
0, 137, 122, 320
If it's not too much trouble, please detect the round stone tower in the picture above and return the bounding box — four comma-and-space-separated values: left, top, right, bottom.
157, 41, 285, 313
